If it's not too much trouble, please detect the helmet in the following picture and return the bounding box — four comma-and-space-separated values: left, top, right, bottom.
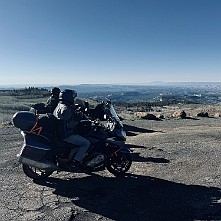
51, 87, 61, 95
59, 89, 77, 104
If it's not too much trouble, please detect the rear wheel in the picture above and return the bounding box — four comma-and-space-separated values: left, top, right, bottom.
22, 164, 53, 179
106, 152, 132, 176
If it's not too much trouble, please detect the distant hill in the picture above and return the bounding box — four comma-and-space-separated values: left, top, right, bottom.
1, 83, 221, 104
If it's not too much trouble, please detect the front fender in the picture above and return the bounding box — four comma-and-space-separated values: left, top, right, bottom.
119, 147, 131, 154
104, 140, 127, 155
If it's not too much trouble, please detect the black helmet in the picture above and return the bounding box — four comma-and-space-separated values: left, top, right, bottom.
51, 87, 61, 95
59, 89, 77, 104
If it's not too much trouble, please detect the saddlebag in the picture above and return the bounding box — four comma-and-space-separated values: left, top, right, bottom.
18, 132, 55, 170
20, 132, 52, 160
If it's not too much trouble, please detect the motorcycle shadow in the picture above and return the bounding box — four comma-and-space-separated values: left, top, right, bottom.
132, 153, 170, 163
34, 173, 221, 221
125, 144, 170, 163
123, 124, 163, 137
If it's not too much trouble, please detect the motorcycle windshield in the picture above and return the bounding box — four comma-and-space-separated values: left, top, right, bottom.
107, 104, 123, 128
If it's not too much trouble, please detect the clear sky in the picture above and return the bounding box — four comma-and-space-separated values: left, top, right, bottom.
0, 0, 221, 85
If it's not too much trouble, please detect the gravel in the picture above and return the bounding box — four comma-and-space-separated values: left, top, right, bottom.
0, 117, 221, 220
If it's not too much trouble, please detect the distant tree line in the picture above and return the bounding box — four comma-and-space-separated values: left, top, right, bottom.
0, 87, 50, 98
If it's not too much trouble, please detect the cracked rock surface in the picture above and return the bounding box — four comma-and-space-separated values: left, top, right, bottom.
1, 117, 221, 221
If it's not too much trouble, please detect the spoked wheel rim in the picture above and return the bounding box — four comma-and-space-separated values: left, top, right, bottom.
22, 164, 53, 179
106, 152, 132, 176
31, 166, 50, 176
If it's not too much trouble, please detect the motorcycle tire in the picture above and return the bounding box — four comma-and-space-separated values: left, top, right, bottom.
22, 164, 54, 179
105, 152, 132, 176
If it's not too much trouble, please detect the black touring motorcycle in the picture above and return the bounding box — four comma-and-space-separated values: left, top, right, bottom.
12, 102, 132, 179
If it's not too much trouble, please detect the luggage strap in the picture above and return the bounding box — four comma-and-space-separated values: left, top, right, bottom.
30, 114, 42, 135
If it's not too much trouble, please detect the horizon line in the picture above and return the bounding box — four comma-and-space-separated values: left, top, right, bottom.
1, 81, 221, 88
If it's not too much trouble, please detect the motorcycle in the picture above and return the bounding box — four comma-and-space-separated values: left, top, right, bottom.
12, 110, 132, 180
83, 100, 127, 141
30, 99, 127, 141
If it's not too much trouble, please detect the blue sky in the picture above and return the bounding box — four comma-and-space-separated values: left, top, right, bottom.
0, 0, 221, 85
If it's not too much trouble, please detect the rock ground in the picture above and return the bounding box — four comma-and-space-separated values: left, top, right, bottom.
0, 116, 221, 220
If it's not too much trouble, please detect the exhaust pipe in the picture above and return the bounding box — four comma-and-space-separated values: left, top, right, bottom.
19, 156, 59, 170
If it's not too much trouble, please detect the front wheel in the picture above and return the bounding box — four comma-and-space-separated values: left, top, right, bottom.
105, 151, 132, 176
22, 164, 53, 179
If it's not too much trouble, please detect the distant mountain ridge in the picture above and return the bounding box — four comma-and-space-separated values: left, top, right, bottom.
1, 82, 221, 90
1, 82, 221, 104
